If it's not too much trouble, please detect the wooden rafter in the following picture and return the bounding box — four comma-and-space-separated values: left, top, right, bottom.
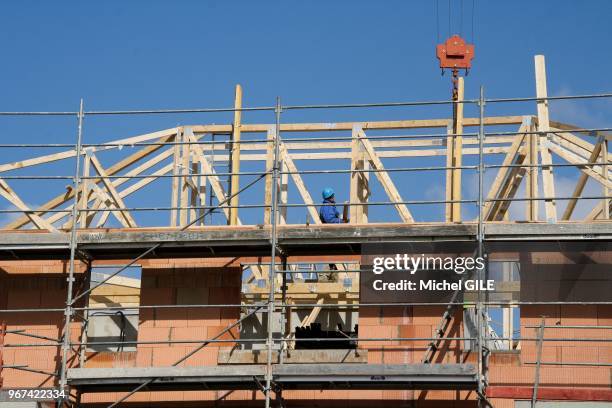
5, 130, 177, 230
0, 178, 57, 231
96, 163, 174, 227
89, 154, 137, 228
190, 115, 525, 134
89, 183, 131, 228
278, 140, 320, 224
50, 141, 177, 228
483, 120, 529, 221
356, 127, 414, 223
562, 133, 606, 220
548, 143, 612, 190
85, 184, 130, 228
585, 199, 612, 221
188, 132, 236, 224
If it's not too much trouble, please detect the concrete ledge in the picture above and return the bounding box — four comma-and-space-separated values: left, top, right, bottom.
217, 348, 367, 364
67, 363, 478, 392
1, 222, 609, 259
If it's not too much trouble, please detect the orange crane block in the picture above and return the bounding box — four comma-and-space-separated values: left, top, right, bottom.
436, 35, 474, 70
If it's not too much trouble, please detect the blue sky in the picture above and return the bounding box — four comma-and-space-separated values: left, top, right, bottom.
0, 1, 610, 226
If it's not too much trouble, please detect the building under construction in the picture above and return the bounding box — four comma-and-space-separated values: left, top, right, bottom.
0, 55, 610, 408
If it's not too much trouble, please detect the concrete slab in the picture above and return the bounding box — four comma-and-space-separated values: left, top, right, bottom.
67, 363, 478, 392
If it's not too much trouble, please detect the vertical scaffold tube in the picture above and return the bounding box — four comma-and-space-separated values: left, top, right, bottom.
59, 99, 85, 407
265, 97, 282, 408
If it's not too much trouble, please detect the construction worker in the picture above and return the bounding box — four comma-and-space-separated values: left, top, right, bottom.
319, 187, 347, 281
319, 187, 347, 224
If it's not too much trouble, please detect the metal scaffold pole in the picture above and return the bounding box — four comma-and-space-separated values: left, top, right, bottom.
476, 86, 489, 407
58, 99, 85, 407
265, 97, 282, 408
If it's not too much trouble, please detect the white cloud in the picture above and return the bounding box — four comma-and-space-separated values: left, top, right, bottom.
549, 85, 612, 129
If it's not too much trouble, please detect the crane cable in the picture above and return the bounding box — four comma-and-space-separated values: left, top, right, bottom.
471, 0, 476, 44
436, 0, 476, 45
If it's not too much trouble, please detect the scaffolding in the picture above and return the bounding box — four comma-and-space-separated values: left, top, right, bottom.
0, 54, 611, 408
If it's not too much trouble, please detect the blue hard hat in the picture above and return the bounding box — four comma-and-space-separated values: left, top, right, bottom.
322, 187, 335, 199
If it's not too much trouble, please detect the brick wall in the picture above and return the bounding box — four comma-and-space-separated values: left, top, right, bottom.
0, 267, 86, 389
2, 256, 610, 407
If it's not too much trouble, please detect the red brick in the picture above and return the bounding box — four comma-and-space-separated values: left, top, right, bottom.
488, 398, 514, 408
366, 349, 383, 364
135, 348, 153, 367
520, 345, 561, 365
359, 325, 398, 347
561, 304, 599, 325
488, 365, 535, 385
173, 268, 196, 288
187, 307, 221, 327
399, 324, 434, 347
206, 325, 239, 347
183, 347, 218, 366
359, 306, 382, 326
381, 347, 412, 364
521, 305, 561, 324
138, 308, 155, 328
40, 289, 66, 308
183, 390, 218, 401
152, 346, 188, 366
561, 346, 600, 364
205, 270, 223, 288
221, 268, 242, 287
171, 326, 208, 344
599, 346, 612, 363
140, 287, 174, 306
137, 327, 170, 348
154, 308, 188, 328
597, 305, 612, 325
13, 349, 52, 370
8, 289, 41, 308
208, 287, 240, 305
380, 306, 412, 325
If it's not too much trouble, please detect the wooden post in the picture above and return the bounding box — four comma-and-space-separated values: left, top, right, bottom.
279, 160, 288, 224
229, 84, 243, 225
190, 161, 198, 224
170, 130, 182, 227
525, 121, 539, 221
452, 77, 464, 222
603, 139, 610, 219
197, 158, 207, 226
179, 127, 192, 226
446, 77, 464, 222
79, 149, 91, 228
264, 126, 275, 224
350, 125, 369, 223
445, 122, 454, 222
535, 55, 557, 222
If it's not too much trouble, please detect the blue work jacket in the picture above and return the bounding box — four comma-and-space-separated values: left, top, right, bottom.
319, 199, 342, 223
